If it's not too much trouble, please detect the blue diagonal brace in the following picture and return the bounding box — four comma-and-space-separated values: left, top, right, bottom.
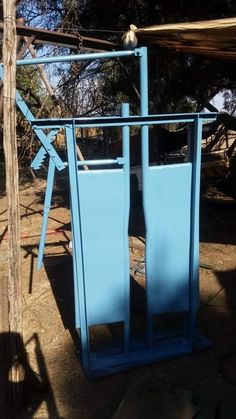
30, 141, 52, 170
30, 129, 59, 170
0, 65, 65, 171
31, 126, 65, 171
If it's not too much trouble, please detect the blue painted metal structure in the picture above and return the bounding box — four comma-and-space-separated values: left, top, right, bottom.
8, 47, 217, 377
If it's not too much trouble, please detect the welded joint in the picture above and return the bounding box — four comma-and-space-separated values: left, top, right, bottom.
117, 157, 125, 165
134, 48, 143, 57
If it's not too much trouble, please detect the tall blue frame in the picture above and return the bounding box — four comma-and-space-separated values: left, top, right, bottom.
7, 47, 217, 377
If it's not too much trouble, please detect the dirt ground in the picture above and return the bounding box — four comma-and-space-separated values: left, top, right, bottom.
0, 165, 236, 418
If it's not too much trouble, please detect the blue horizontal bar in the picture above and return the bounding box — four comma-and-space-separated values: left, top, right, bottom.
16, 49, 138, 66
78, 158, 124, 166
63, 158, 124, 167
32, 112, 217, 129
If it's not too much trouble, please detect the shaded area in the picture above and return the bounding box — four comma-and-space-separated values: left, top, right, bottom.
44, 255, 75, 331
200, 196, 236, 245
0, 332, 59, 418
44, 253, 147, 349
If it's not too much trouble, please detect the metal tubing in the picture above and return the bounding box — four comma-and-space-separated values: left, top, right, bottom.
139, 47, 154, 347
187, 115, 202, 347
16, 49, 138, 66
37, 158, 55, 270
31, 113, 217, 129
121, 103, 130, 353
187, 123, 194, 163
65, 122, 90, 372
140, 47, 149, 116
75, 158, 124, 166
63, 158, 124, 167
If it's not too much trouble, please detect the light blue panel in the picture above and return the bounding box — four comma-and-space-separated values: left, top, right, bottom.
146, 163, 192, 314
77, 169, 129, 326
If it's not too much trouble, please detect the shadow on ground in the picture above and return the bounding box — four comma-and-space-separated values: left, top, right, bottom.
0, 332, 59, 419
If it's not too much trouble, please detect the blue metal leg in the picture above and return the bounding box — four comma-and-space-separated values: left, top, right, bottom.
37, 158, 55, 270
187, 115, 202, 347
65, 123, 90, 372
139, 47, 154, 346
70, 194, 81, 329
121, 103, 130, 352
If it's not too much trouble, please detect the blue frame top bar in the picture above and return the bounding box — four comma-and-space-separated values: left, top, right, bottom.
32, 112, 217, 129
16, 49, 139, 66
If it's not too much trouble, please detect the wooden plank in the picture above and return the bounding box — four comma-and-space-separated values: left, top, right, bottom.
0, 21, 120, 51
2, 0, 23, 411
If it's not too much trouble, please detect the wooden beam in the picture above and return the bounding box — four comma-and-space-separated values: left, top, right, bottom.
0, 21, 121, 51
3, 0, 23, 411
24, 37, 61, 113
17, 35, 36, 60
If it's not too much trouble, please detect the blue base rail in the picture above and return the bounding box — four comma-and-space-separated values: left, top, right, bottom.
87, 331, 211, 378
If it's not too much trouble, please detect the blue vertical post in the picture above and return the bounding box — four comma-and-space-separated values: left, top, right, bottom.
139, 47, 153, 346
37, 158, 55, 270
122, 103, 130, 352
187, 115, 202, 347
69, 191, 80, 329
139, 48, 149, 235
65, 122, 90, 372
187, 123, 193, 163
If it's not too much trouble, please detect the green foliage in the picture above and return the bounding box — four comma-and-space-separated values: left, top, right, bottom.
16, 67, 44, 110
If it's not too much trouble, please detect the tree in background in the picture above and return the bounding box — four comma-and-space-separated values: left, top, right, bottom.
16, 0, 236, 118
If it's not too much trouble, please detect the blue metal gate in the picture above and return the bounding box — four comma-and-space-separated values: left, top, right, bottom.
6, 47, 217, 377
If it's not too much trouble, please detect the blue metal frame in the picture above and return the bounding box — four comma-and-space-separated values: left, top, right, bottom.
32, 113, 215, 128
10, 47, 217, 377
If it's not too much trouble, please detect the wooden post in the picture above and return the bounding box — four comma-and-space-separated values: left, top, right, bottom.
2, 0, 23, 411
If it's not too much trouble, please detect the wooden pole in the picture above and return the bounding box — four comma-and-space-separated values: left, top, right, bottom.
2, 0, 23, 411
24, 37, 62, 115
